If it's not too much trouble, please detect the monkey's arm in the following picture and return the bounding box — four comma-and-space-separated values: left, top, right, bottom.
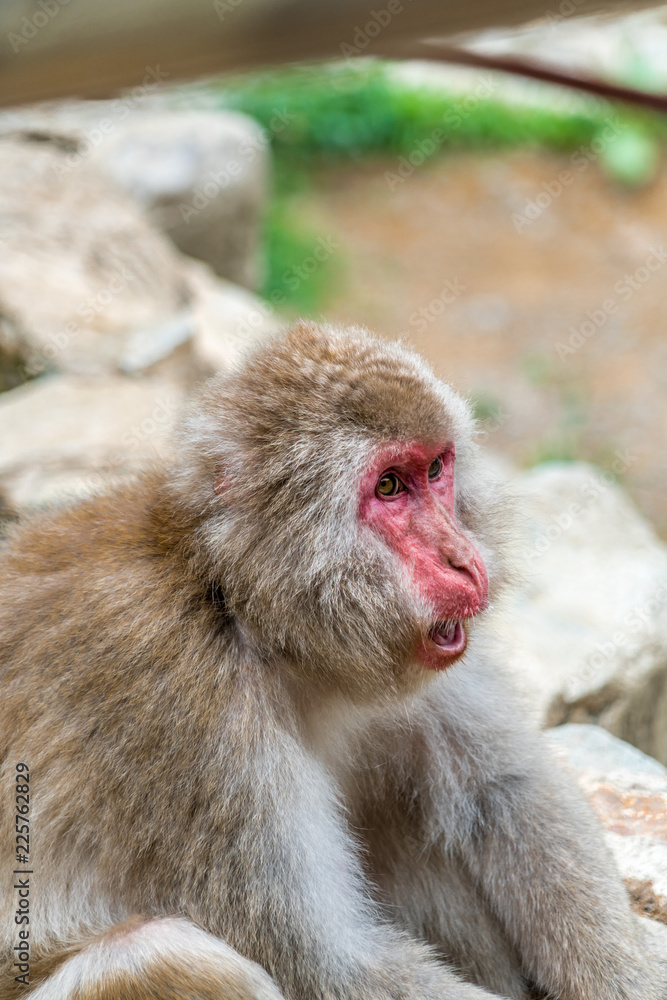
200, 685, 506, 1000
432, 662, 661, 1000
467, 759, 662, 1000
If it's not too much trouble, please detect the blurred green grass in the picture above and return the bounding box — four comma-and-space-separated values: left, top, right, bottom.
216, 61, 664, 312
219, 62, 620, 159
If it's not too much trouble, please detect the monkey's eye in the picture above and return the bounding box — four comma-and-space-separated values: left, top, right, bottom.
428, 457, 442, 480
376, 472, 406, 498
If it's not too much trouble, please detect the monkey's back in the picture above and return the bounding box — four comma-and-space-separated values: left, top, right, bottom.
0, 477, 248, 921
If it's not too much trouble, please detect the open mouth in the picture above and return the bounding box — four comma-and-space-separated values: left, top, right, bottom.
429, 619, 466, 654
414, 619, 468, 670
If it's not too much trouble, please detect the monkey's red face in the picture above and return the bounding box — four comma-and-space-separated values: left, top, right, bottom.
359, 443, 488, 671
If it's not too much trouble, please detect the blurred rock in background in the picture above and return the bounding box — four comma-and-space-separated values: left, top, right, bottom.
0, 135, 192, 381
90, 110, 268, 290
0, 118, 278, 519
0, 375, 184, 511
500, 462, 667, 765
0, 104, 268, 289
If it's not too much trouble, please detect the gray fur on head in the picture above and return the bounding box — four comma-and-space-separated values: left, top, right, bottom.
171, 321, 505, 695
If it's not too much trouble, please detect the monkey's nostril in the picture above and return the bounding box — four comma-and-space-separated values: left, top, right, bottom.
444, 560, 476, 589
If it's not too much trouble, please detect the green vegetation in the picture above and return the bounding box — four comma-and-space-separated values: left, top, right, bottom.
215, 61, 664, 311
262, 196, 342, 316
219, 62, 627, 162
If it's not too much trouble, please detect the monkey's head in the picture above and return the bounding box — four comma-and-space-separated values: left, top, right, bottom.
176, 322, 508, 697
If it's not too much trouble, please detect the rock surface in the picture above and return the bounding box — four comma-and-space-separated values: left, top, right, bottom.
0, 105, 280, 511
0, 136, 191, 378
0, 103, 269, 289
501, 462, 667, 765
0, 128, 278, 348
91, 110, 268, 290
185, 259, 282, 375
0, 258, 280, 515
0, 375, 185, 515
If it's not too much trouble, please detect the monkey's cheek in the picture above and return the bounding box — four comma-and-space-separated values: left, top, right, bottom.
415, 621, 467, 672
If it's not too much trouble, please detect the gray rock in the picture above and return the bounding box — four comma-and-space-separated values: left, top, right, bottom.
500, 462, 667, 765
184, 259, 283, 374
0, 374, 185, 514
118, 312, 196, 374
0, 132, 280, 392
0, 136, 192, 378
0, 103, 268, 289
549, 723, 667, 779
89, 110, 269, 290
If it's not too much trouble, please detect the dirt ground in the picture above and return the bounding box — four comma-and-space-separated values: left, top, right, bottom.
296, 151, 667, 536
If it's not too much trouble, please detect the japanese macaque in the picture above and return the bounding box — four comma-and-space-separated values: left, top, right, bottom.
0, 322, 661, 1000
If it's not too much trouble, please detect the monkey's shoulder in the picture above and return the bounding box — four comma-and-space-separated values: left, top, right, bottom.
0, 474, 231, 677
0, 475, 172, 574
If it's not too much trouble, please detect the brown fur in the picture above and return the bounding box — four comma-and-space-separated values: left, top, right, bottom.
0, 322, 661, 1000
